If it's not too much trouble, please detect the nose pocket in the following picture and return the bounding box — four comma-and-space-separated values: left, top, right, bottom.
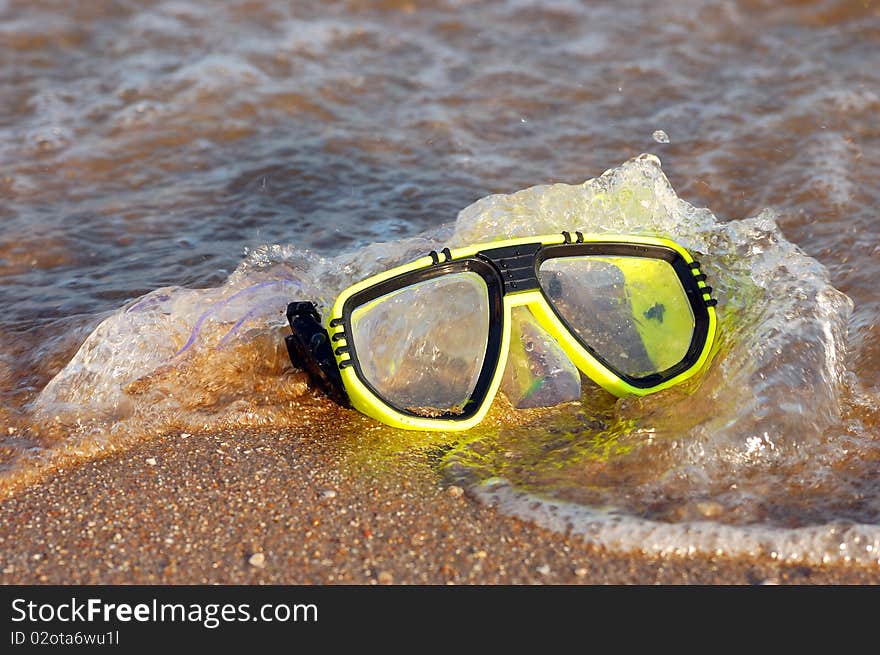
500, 306, 581, 409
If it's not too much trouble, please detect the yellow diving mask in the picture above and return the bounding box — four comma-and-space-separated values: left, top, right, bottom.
285, 231, 718, 431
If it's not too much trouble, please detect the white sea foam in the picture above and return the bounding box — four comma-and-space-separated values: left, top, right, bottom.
475, 478, 880, 566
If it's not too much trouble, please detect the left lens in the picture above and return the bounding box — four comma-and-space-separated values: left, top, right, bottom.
349, 271, 490, 417
538, 254, 695, 378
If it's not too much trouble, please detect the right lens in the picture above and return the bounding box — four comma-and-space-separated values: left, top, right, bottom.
538, 255, 695, 378
349, 271, 490, 417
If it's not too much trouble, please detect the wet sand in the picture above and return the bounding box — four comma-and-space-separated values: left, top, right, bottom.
1, 413, 877, 585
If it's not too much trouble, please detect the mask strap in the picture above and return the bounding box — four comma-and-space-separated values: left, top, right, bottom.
285, 302, 350, 407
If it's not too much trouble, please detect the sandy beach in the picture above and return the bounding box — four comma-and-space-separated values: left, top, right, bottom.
1, 407, 877, 586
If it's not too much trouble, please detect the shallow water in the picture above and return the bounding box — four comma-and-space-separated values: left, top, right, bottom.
1, 0, 879, 566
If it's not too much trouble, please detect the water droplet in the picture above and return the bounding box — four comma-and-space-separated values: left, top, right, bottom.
652, 129, 670, 144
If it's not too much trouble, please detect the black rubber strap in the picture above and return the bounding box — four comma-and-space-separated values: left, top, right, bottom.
285, 302, 350, 407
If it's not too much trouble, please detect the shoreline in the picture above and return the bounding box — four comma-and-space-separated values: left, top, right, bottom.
1, 420, 878, 585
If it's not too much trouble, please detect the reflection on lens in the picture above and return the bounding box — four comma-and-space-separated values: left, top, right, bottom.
538, 255, 695, 377
501, 306, 581, 409
350, 272, 489, 417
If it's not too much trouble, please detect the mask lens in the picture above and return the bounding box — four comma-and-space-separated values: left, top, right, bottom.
349, 271, 490, 417
538, 255, 695, 378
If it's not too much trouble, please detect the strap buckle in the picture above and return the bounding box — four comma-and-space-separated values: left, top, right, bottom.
285, 302, 350, 407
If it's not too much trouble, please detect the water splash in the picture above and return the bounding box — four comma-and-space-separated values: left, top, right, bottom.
437, 154, 880, 566
12, 154, 880, 568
